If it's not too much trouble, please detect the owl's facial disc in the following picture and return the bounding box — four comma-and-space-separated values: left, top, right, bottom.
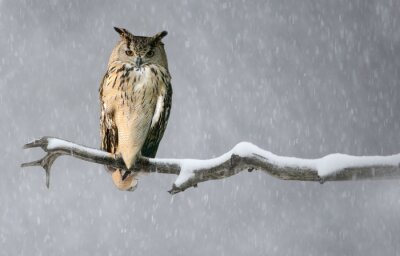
130, 46, 157, 68
113, 28, 168, 68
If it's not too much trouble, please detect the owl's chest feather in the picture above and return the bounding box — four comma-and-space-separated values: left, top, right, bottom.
101, 64, 168, 114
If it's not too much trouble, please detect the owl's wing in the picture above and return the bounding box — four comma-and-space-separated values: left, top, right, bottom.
99, 73, 118, 157
141, 81, 173, 158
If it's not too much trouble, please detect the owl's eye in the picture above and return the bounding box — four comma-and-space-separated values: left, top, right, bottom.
125, 50, 134, 56
146, 50, 155, 58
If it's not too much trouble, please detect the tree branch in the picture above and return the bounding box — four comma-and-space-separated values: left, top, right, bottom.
22, 137, 400, 194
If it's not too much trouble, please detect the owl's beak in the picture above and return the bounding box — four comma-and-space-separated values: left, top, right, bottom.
135, 57, 143, 67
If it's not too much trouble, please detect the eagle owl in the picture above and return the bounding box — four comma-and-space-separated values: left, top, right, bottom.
99, 27, 172, 191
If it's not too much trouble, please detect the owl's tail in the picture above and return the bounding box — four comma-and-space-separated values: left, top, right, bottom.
111, 169, 138, 191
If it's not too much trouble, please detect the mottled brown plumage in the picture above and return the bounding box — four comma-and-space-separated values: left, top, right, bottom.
99, 27, 172, 191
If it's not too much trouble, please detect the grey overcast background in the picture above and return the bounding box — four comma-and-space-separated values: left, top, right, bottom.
1, 0, 400, 255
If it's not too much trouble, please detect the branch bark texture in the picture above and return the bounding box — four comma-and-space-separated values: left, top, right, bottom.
22, 137, 400, 194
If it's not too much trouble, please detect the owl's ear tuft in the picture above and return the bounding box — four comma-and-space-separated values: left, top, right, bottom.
114, 27, 124, 35
113, 27, 133, 40
152, 31, 168, 44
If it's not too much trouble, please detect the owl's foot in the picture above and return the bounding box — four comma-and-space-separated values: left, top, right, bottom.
111, 169, 138, 191
121, 170, 131, 180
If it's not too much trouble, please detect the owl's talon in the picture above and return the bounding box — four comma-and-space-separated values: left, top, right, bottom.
121, 170, 131, 180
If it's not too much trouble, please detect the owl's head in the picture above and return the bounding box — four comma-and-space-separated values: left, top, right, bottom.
109, 27, 168, 69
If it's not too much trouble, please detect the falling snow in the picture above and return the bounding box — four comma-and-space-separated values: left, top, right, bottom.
1, 1, 400, 256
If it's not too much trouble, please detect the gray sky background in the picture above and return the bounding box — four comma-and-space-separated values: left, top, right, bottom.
1, 0, 400, 255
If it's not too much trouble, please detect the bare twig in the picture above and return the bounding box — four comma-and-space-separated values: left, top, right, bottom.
22, 137, 400, 194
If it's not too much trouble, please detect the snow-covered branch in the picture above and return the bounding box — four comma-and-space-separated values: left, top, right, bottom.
22, 137, 400, 194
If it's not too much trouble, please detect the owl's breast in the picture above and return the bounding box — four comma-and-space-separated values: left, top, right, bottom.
101, 63, 169, 115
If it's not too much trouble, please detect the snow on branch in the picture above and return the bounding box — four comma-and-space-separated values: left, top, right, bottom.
21, 137, 400, 194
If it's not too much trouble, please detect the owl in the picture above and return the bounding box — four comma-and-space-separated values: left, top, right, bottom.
99, 27, 172, 191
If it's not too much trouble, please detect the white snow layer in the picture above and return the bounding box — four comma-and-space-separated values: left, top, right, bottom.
46, 138, 400, 187
154, 142, 400, 187
47, 138, 110, 158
